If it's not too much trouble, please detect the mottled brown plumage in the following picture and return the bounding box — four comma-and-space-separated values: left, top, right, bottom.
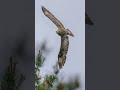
42, 6, 74, 69
58, 35, 69, 69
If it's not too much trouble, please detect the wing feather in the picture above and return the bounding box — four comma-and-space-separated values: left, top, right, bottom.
42, 6, 65, 29
58, 35, 69, 69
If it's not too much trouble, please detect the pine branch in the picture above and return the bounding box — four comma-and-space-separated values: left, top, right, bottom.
0, 57, 25, 90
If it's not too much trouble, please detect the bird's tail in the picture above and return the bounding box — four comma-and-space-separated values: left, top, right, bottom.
66, 29, 74, 37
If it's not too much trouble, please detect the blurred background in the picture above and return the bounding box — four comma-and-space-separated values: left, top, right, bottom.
0, 0, 35, 90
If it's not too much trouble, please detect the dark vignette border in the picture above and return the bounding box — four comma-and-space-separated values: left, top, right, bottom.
0, 0, 35, 90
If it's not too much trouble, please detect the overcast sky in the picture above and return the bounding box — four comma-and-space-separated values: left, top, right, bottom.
35, 0, 85, 90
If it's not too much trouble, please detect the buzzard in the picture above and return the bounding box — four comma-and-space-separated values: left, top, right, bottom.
42, 6, 74, 69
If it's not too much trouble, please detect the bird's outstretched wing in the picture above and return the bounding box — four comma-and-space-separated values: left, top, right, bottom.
58, 35, 69, 69
42, 6, 65, 29
85, 13, 94, 25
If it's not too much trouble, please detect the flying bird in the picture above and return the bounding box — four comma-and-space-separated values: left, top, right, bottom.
85, 13, 94, 25
42, 6, 74, 69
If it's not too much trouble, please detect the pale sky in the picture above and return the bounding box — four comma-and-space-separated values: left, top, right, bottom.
35, 0, 85, 90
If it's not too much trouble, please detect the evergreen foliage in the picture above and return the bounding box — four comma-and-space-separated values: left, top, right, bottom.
35, 50, 80, 90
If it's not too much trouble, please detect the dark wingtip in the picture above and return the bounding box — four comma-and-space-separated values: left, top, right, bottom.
70, 34, 74, 37
72, 33, 74, 37
58, 61, 62, 69
41, 6, 46, 13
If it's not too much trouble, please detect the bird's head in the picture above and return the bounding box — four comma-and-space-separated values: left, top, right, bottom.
56, 29, 69, 36
56, 30, 63, 36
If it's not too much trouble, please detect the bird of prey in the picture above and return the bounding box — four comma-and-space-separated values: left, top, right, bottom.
85, 13, 94, 25
42, 6, 74, 69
